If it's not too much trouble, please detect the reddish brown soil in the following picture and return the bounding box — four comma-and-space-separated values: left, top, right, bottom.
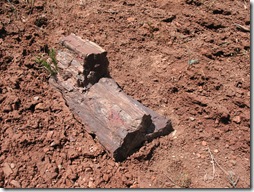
0, 0, 250, 188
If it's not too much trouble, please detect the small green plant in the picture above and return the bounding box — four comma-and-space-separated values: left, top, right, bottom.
49, 48, 58, 71
35, 48, 58, 76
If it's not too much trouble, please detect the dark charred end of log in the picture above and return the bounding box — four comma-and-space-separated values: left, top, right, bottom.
83, 52, 110, 87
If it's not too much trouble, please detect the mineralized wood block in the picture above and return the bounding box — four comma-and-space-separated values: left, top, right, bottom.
49, 33, 173, 161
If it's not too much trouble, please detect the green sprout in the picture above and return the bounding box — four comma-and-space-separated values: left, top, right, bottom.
35, 48, 58, 77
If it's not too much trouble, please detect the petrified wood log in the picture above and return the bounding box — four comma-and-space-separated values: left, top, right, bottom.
49, 33, 173, 161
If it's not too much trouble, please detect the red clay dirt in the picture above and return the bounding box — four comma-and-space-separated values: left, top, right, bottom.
0, 0, 250, 188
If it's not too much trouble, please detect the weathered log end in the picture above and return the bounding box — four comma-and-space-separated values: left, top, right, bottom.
50, 34, 174, 161
60, 33, 109, 88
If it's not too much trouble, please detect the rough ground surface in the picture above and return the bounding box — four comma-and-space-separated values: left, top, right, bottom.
0, 0, 250, 188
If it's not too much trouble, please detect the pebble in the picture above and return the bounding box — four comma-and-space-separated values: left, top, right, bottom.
201, 141, 207, 146
127, 17, 135, 22
214, 149, 219, 153
2, 163, 13, 177
46, 131, 54, 140
58, 164, 62, 170
10, 180, 21, 188
232, 116, 241, 124
103, 174, 109, 182
10, 163, 15, 169
189, 117, 195, 121
130, 183, 139, 188
230, 160, 236, 166
35, 103, 47, 111
33, 96, 40, 101
88, 181, 95, 188
85, 167, 93, 173
43, 147, 50, 153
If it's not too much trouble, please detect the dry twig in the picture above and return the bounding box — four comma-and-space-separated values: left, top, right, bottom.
207, 147, 240, 188
234, 23, 250, 33
207, 147, 216, 180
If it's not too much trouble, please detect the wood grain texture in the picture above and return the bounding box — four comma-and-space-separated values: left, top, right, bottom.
50, 34, 173, 161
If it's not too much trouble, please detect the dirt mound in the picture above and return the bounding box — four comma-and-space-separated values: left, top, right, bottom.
0, 0, 250, 188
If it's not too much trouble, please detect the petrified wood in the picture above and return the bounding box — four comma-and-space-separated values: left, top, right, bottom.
49, 33, 173, 161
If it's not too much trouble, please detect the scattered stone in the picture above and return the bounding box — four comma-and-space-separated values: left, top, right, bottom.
103, 174, 110, 182
33, 96, 40, 101
35, 103, 48, 111
201, 141, 207, 146
46, 131, 54, 140
88, 181, 95, 188
58, 164, 62, 170
85, 167, 93, 173
43, 147, 50, 153
230, 160, 236, 166
214, 149, 219, 153
232, 116, 241, 124
2, 163, 13, 177
10, 180, 21, 188
127, 17, 135, 22
130, 183, 139, 188
189, 117, 195, 121
10, 163, 15, 169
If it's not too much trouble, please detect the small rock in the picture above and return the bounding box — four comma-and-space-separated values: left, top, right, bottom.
130, 183, 139, 188
33, 96, 40, 101
58, 164, 62, 170
230, 160, 236, 166
85, 167, 93, 173
127, 17, 135, 22
43, 147, 50, 153
201, 141, 207, 146
2, 163, 13, 177
10, 163, 15, 169
214, 149, 219, 153
46, 131, 54, 140
103, 174, 110, 182
35, 103, 47, 111
189, 117, 195, 121
232, 116, 241, 124
10, 180, 21, 188
88, 181, 95, 188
